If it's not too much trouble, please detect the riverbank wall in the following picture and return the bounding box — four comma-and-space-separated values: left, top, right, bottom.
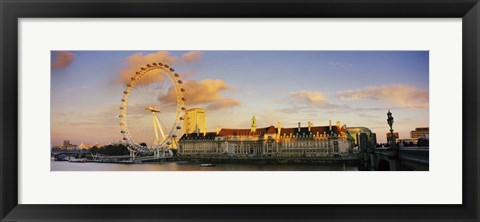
177, 156, 359, 165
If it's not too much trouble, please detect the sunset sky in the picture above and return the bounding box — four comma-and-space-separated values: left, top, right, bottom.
51, 50, 429, 146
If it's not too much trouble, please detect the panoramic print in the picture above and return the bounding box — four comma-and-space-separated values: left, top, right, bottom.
51, 51, 429, 171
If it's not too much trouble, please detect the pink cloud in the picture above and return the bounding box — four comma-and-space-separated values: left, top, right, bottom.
181, 51, 202, 63
51, 51, 75, 69
337, 84, 429, 109
159, 79, 240, 110
119, 51, 178, 85
290, 91, 328, 103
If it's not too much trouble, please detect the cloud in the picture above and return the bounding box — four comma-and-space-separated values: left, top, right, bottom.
337, 84, 429, 109
52, 106, 119, 128
290, 91, 328, 103
159, 79, 240, 110
279, 90, 348, 113
356, 113, 381, 119
181, 51, 202, 63
51, 106, 127, 145
51, 51, 75, 69
118, 51, 203, 86
206, 98, 241, 110
180, 70, 199, 79
119, 51, 178, 85
287, 90, 343, 109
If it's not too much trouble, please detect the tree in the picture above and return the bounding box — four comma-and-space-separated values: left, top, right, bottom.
90, 146, 100, 154
98, 144, 129, 156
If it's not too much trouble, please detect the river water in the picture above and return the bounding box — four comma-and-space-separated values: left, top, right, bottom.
51, 161, 359, 171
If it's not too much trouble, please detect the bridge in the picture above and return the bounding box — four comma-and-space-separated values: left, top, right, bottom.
90, 154, 173, 163
51, 148, 173, 163
51, 149, 90, 156
359, 147, 429, 171
356, 110, 430, 171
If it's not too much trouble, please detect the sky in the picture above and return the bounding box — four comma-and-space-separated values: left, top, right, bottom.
51, 50, 429, 146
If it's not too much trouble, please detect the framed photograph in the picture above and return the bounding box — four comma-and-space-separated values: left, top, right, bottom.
1, 0, 479, 221
50, 50, 429, 172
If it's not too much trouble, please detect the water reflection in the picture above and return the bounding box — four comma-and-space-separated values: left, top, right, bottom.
51, 161, 358, 171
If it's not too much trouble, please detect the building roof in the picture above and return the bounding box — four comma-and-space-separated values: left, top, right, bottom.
180, 132, 217, 140
218, 125, 345, 137
218, 126, 277, 136
280, 126, 345, 136
185, 108, 205, 112
179, 125, 348, 140
413, 127, 429, 131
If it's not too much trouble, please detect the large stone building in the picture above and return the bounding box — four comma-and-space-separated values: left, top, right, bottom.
410, 127, 429, 139
182, 108, 207, 134
179, 115, 355, 158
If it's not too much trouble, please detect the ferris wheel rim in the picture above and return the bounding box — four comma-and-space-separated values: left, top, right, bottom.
118, 63, 186, 152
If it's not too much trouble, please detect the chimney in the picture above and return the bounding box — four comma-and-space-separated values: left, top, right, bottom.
336, 121, 341, 128
216, 126, 221, 135
298, 122, 301, 132
308, 121, 312, 132
329, 120, 332, 131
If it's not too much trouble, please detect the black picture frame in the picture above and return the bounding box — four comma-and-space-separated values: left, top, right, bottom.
1, 0, 479, 221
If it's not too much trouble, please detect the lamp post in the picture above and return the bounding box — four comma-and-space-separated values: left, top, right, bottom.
387, 110, 395, 148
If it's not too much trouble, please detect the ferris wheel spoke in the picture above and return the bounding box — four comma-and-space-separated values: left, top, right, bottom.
135, 85, 149, 105
130, 88, 144, 107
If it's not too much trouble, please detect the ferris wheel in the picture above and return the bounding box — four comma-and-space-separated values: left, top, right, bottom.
119, 63, 186, 153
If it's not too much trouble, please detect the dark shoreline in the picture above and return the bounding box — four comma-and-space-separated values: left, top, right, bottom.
54, 155, 360, 166
176, 156, 360, 166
